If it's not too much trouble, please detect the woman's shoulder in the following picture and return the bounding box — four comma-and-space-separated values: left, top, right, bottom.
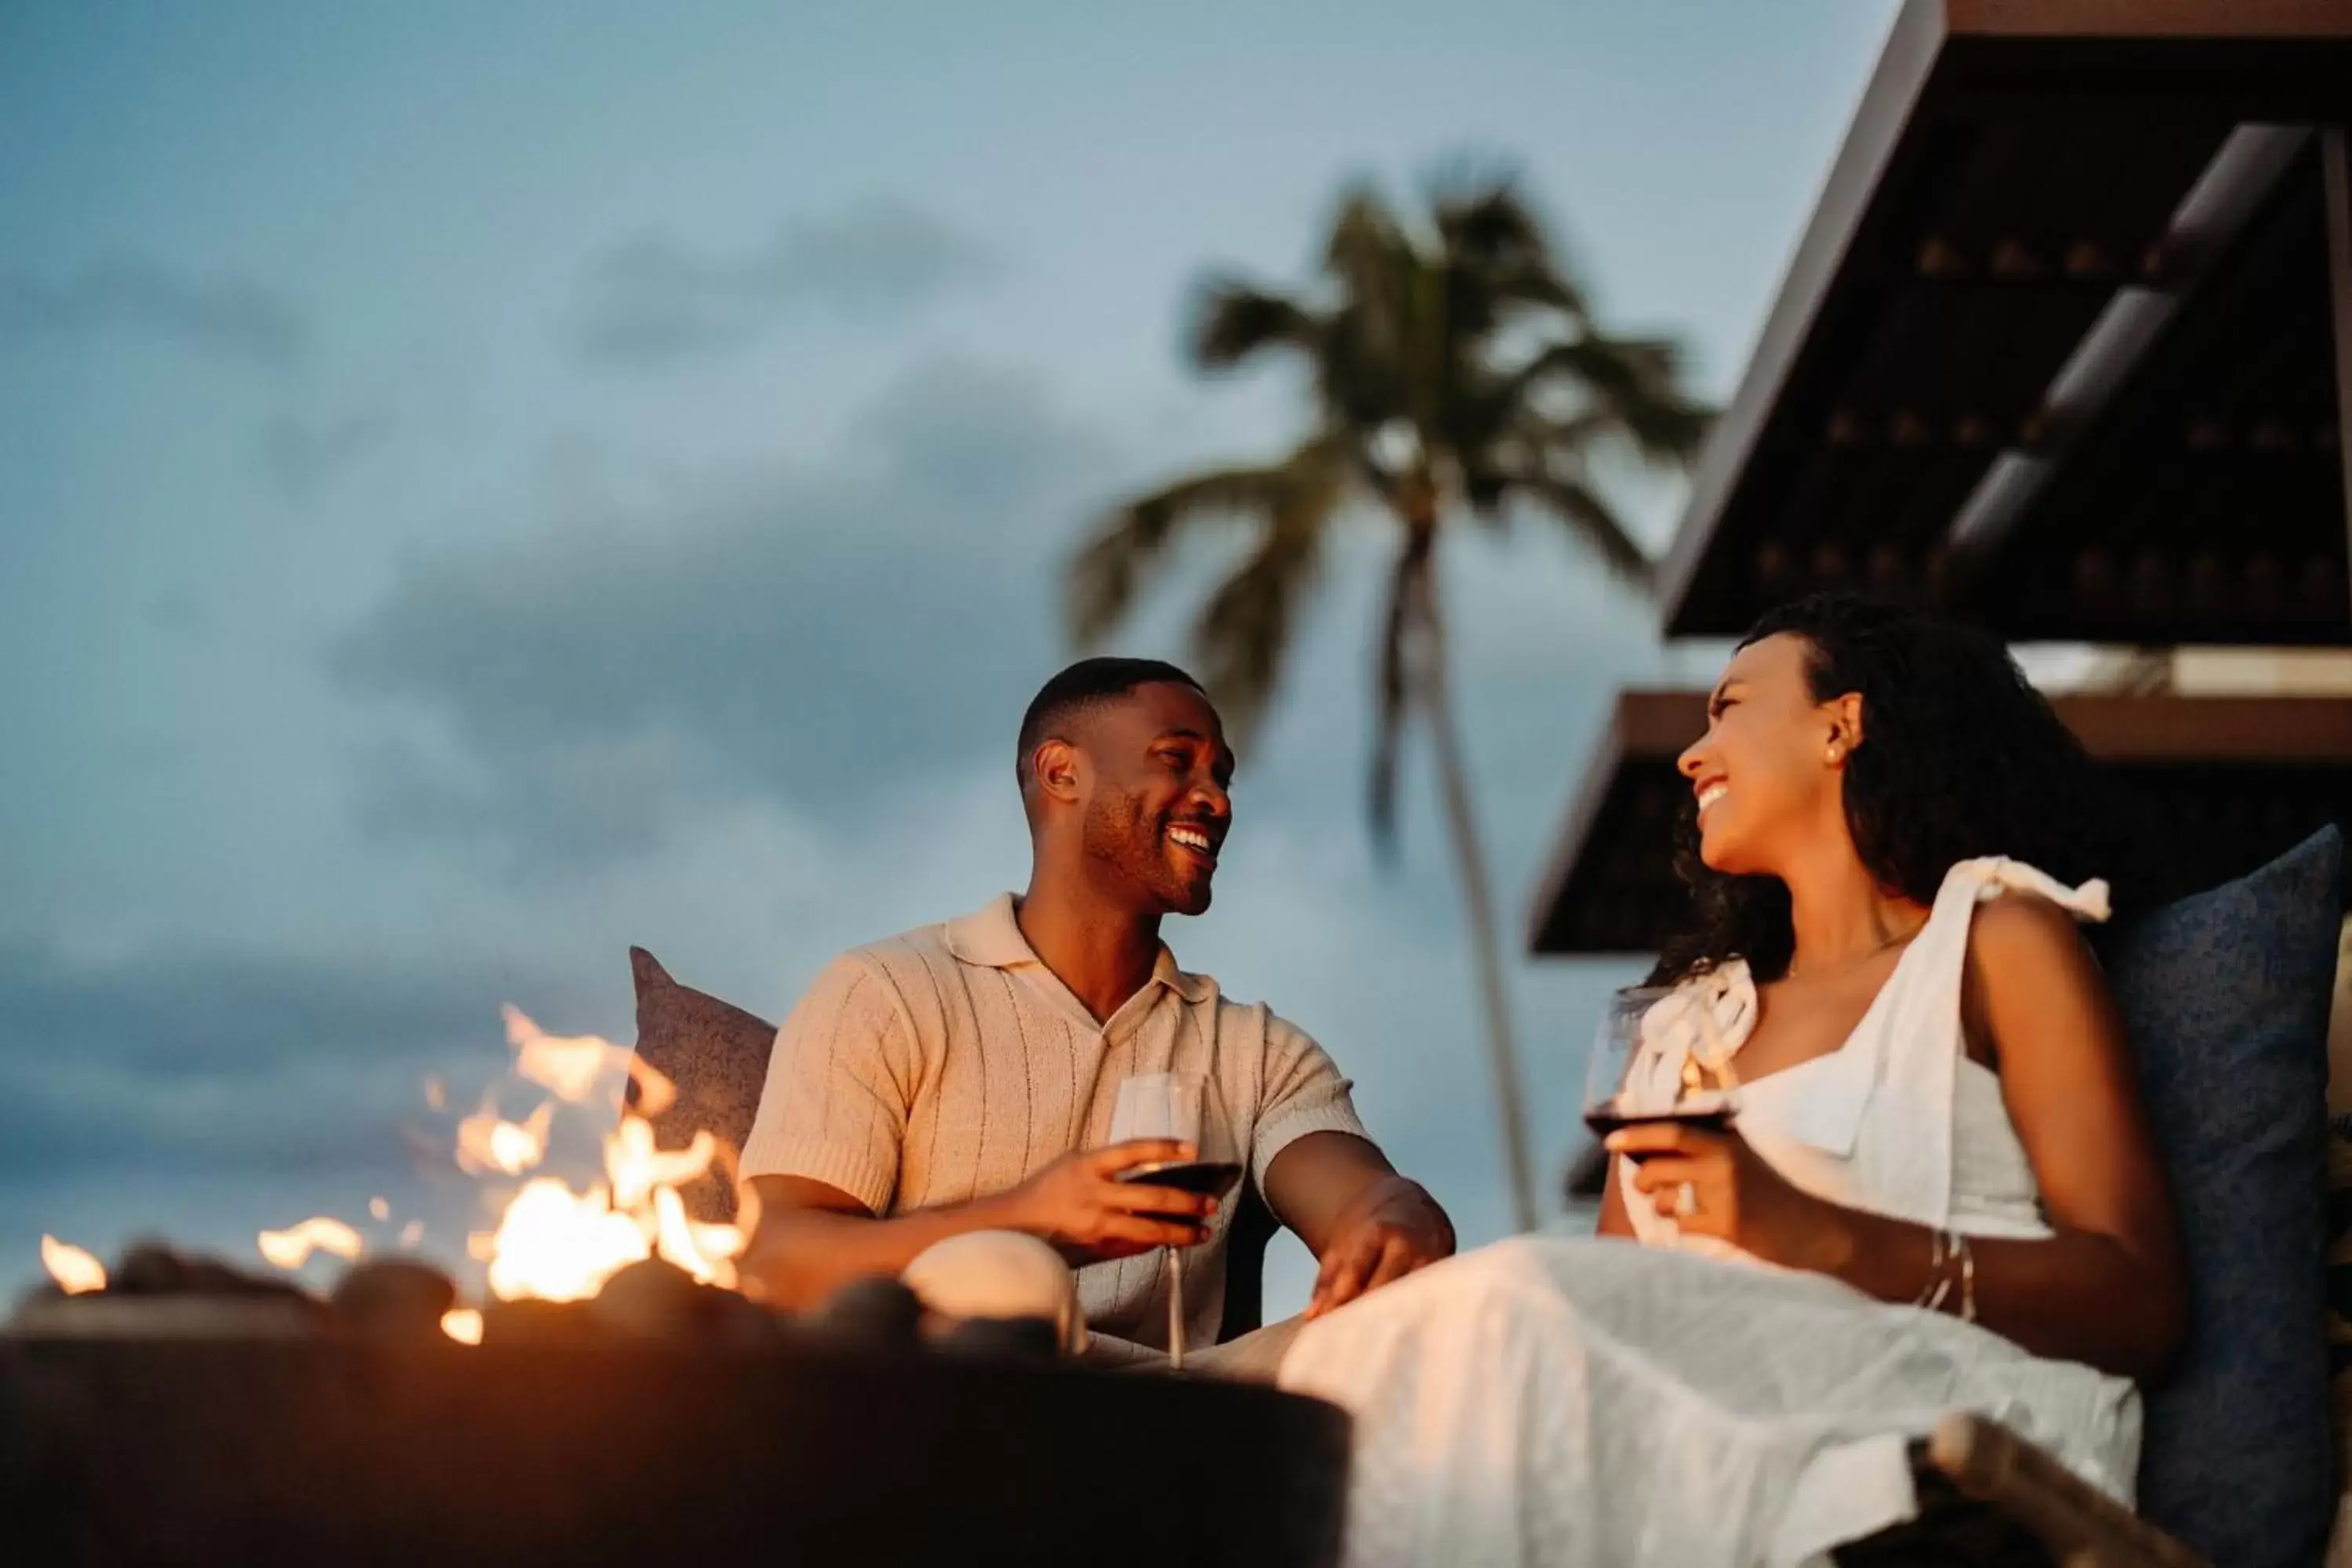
1967, 885, 2084, 954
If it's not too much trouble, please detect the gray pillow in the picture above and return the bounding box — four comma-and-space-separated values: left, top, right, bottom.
629, 948, 778, 1223
2100, 826, 2340, 1568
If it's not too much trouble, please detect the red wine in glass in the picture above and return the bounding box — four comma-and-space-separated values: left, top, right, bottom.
1116, 1160, 1244, 1220
1582, 1094, 1737, 1147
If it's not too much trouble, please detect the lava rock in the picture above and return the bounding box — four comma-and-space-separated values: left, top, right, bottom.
589, 1259, 703, 1339
113, 1240, 317, 1301
590, 1261, 790, 1345
332, 1261, 457, 1340
480, 1297, 606, 1348
934, 1314, 1062, 1365
808, 1276, 923, 1350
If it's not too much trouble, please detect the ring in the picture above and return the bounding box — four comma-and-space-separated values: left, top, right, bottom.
1675, 1181, 1698, 1218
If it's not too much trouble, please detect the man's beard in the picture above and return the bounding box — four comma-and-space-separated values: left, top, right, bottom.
1080, 789, 1210, 915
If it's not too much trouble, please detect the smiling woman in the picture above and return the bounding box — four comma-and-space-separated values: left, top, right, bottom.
1276, 593, 2187, 1566
1657, 593, 2152, 988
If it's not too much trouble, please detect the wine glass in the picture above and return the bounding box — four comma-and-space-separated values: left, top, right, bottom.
1108, 1073, 1240, 1370
1582, 985, 1740, 1155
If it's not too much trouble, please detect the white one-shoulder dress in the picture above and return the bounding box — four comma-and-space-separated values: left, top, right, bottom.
1278, 858, 2140, 1568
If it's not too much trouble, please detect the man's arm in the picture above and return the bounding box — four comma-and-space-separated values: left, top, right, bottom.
740, 1143, 1217, 1312
1251, 1011, 1455, 1319
1263, 1131, 1454, 1319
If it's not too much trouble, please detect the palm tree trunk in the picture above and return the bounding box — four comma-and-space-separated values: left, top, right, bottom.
1406, 551, 1540, 1233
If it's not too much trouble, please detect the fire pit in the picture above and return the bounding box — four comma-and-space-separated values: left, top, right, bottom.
5, 1004, 1352, 1566
2, 1279, 1350, 1567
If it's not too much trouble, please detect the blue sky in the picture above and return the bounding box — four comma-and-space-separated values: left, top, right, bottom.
0, 2, 1900, 1304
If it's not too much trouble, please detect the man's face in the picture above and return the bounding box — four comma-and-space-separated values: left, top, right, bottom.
1074, 682, 1235, 916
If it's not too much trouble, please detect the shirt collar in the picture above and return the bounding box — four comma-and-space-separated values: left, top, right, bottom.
942, 894, 1214, 1004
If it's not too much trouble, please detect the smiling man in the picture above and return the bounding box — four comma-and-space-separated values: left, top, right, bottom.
738, 657, 1453, 1365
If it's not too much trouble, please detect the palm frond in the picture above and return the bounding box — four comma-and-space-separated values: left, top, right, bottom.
1512, 469, 1653, 588
1186, 440, 1351, 750
1068, 464, 1301, 650
1192, 278, 1321, 370
1432, 173, 1589, 323
1515, 335, 1713, 463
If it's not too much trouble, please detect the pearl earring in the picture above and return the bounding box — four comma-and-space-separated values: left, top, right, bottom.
1826, 743, 1843, 764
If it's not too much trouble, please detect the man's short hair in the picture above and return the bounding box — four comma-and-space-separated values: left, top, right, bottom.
1016, 657, 1205, 791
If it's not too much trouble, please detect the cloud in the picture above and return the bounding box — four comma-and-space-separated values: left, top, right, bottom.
258, 409, 394, 499
574, 198, 995, 368
329, 357, 1115, 871
0, 257, 309, 365
0, 940, 564, 1176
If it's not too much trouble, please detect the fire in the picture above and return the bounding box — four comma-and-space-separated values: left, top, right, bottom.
257, 1217, 365, 1270
31, 1007, 751, 1322
472, 1051, 746, 1300
456, 1100, 554, 1176
41, 1235, 107, 1294
483, 1178, 652, 1301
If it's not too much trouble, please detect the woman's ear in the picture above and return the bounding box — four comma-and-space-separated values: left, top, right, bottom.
1824, 693, 1864, 764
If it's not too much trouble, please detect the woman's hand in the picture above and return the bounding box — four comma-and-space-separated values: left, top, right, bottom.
1606, 1123, 1844, 1272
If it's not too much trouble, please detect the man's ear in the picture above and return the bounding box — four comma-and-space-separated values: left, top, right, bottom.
1031, 738, 1083, 806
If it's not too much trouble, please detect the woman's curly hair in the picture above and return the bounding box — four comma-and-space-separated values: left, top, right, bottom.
1648, 593, 2154, 986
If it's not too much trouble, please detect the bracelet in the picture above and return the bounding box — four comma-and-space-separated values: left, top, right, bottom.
1911, 1227, 1979, 1323
1915, 1228, 1951, 1313
1955, 1232, 1976, 1324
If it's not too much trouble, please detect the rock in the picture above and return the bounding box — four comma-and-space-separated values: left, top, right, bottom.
589, 1259, 703, 1340
113, 1241, 318, 1303
808, 1276, 923, 1350
111, 1241, 194, 1294
331, 1261, 457, 1339
480, 1298, 604, 1348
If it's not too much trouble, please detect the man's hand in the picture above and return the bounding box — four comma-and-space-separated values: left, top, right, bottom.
1303, 1174, 1454, 1319
998, 1140, 1221, 1265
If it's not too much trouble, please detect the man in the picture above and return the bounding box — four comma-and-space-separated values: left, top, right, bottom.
739, 657, 1454, 1365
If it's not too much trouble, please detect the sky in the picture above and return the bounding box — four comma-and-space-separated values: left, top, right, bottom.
0, 1, 1902, 1306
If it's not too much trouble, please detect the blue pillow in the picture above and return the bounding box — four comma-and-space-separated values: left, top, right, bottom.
2099, 826, 2340, 1568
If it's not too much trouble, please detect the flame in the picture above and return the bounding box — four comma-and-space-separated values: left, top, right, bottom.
456, 1099, 554, 1176
24, 1009, 757, 1323
652, 1185, 747, 1285
504, 1006, 630, 1104
41, 1235, 107, 1294
457, 1016, 748, 1301
484, 1178, 652, 1301
257, 1216, 365, 1270
605, 1118, 716, 1212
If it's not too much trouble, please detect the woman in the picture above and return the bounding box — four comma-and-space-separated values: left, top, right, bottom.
1278, 594, 2187, 1567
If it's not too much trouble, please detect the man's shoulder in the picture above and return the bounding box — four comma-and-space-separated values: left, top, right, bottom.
1192, 979, 1317, 1045
832, 919, 963, 984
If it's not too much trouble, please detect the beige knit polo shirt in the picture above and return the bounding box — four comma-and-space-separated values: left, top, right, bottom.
740, 895, 1372, 1348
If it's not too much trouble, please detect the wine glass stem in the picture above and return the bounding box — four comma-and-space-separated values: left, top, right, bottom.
1166, 1247, 1185, 1371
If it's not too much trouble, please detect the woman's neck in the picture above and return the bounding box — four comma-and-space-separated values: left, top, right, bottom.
1777, 837, 1929, 982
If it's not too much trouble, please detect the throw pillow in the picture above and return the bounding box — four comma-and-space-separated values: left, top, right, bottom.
2100, 826, 2340, 1568
628, 947, 778, 1223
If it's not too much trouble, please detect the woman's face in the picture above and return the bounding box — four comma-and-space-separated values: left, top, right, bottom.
1677, 633, 1850, 876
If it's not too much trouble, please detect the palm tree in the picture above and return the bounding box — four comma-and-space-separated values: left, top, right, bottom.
1069, 172, 1710, 1230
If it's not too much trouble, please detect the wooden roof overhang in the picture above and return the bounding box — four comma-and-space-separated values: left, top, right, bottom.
1658, 0, 2352, 647
1528, 690, 2352, 956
